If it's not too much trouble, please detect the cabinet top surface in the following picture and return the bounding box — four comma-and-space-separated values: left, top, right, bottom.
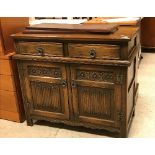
12, 26, 139, 42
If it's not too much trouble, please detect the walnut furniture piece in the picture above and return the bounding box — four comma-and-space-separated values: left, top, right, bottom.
141, 17, 155, 50
12, 24, 140, 137
0, 17, 29, 122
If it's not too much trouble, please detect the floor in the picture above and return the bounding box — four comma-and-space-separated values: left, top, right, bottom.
0, 52, 155, 138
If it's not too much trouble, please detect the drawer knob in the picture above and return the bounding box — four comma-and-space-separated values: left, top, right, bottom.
89, 49, 96, 58
71, 80, 77, 88
36, 47, 44, 56
61, 80, 67, 87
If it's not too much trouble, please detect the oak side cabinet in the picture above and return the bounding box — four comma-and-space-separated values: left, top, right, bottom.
12, 25, 139, 137
0, 17, 29, 122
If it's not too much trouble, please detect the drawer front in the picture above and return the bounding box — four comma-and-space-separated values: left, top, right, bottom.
16, 42, 63, 56
68, 43, 120, 59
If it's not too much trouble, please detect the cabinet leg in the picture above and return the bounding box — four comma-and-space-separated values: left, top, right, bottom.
119, 130, 128, 138
120, 124, 128, 138
27, 118, 33, 126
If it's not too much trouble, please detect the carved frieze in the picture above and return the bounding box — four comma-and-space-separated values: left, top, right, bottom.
28, 66, 62, 78
76, 70, 114, 82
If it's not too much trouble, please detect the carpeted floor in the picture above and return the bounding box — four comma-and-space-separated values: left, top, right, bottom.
0, 53, 155, 138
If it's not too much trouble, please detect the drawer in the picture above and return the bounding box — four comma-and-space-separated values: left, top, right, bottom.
16, 42, 63, 56
68, 43, 120, 59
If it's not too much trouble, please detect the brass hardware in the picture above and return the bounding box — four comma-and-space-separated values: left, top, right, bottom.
71, 80, 77, 88
89, 49, 96, 58
61, 80, 67, 87
36, 47, 44, 56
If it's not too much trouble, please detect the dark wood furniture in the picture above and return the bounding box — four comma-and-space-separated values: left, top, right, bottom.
12, 25, 140, 137
84, 17, 142, 64
141, 17, 155, 51
0, 17, 29, 122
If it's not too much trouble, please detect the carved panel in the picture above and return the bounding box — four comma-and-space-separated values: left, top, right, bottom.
30, 81, 63, 113
76, 70, 114, 82
28, 66, 62, 78
77, 86, 114, 119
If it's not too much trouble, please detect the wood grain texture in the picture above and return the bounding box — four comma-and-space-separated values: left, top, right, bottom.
20, 61, 69, 120
0, 17, 29, 54
12, 27, 139, 42
0, 109, 20, 122
25, 23, 118, 33
0, 59, 13, 75
141, 17, 155, 48
0, 75, 16, 91
0, 27, 4, 54
12, 25, 139, 137
68, 43, 120, 59
0, 90, 18, 112
0, 18, 28, 122
30, 81, 63, 113
77, 86, 113, 119
16, 41, 63, 56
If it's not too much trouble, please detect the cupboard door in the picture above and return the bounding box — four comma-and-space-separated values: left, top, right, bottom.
21, 61, 69, 120
70, 65, 122, 128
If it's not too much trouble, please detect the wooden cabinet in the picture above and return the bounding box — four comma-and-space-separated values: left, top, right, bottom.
0, 17, 29, 122
70, 65, 121, 129
18, 61, 69, 124
141, 17, 155, 50
68, 43, 120, 59
12, 25, 140, 137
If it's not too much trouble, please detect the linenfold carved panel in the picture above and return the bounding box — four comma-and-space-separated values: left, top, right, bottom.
30, 81, 63, 113
28, 66, 62, 78
77, 86, 114, 119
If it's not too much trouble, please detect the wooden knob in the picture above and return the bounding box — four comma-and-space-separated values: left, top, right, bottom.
61, 80, 67, 87
89, 49, 96, 58
36, 47, 44, 56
